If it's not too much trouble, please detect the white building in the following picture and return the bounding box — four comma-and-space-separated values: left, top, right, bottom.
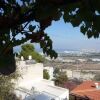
63, 69, 95, 80
15, 61, 69, 100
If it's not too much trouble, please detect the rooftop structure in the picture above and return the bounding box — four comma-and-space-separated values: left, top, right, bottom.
15, 79, 69, 100
71, 81, 100, 100
24, 79, 69, 100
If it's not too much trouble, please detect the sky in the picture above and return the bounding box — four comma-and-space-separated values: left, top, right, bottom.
43, 18, 100, 52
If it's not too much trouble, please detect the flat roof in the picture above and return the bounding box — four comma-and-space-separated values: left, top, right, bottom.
16, 79, 69, 100
32, 79, 68, 97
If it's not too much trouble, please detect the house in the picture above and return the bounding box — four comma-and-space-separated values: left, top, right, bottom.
62, 69, 95, 80
15, 60, 69, 100
71, 81, 100, 100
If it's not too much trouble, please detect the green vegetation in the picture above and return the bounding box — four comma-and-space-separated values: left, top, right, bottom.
69, 95, 75, 100
53, 68, 68, 86
20, 44, 44, 62
54, 72, 68, 86
43, 69, 50, 80
0, 0, 100, 74
0, 70, 20, 100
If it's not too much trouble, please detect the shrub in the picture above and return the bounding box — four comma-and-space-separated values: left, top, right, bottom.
43, 69, 50, 80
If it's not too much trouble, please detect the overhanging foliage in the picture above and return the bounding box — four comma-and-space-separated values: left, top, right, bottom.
0, 0, 100, 74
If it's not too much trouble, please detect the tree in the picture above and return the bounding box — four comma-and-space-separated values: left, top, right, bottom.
20, 43, 44, 62
0, 0, 100, 75
53, 69, 68, 86
55, 72, 68, 86
43, 69, 50, 80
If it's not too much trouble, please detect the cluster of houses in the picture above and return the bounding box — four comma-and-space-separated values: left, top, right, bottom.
14, 56, 100, 100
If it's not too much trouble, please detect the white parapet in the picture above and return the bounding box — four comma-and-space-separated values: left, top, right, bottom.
16, 63, 44, 89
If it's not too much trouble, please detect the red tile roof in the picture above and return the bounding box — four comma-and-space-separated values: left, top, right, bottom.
71, 81, 100, 100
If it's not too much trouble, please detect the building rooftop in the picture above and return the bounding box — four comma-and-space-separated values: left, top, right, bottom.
71, 81, 100, 100
32, 79, 69, 97
16, 79, 69, 100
